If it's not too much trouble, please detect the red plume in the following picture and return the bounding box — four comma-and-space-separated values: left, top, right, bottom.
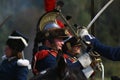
44, 0, 65, 28
44, 0, 56, 12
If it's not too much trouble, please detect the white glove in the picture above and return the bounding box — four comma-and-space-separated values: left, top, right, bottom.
79, 28, 94, 39
79, 28, 90, 39
79, 28, 95, 44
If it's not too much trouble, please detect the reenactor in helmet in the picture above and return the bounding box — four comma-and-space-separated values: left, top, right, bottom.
32, 27, 69, 75
32, 23, 95, 80
0, 30, 30, 80
31, 0, 94, 78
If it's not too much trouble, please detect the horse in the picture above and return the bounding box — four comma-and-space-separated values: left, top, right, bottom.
29, 54, 87, 80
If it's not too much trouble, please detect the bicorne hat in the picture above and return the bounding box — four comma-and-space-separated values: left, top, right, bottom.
44, 28, 69, 40
63, 37, 81, 51
6, 31, 29, 52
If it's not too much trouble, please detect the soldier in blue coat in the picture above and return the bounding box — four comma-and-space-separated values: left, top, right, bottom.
32, 28, 68, 74
32, 28, 83, 74
80, 28, 120, 61
0, 31, 30, 80
32, 27, 95, 79
63, 36, 99, 78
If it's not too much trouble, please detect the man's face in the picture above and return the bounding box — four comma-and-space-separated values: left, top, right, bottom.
53, 38, 64, 50
4, 45, 12, 58
71, 45, 81, 55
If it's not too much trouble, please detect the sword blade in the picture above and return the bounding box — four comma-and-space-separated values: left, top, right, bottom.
87, 0, 114, 30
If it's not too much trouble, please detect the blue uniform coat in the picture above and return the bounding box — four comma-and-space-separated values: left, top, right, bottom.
33, 46, 83, 73
0, 57, 28, 80
85, 36, 120, 61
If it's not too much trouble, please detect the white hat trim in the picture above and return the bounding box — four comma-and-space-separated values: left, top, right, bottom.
8, 36, 28, 47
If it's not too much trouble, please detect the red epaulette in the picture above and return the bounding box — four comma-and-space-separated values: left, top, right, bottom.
49, 50, 58, 57
35, 50, 49, 61
32, 50, 49, 75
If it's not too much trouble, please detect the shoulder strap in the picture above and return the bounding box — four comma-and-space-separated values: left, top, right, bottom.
48, 50, 58, 57
63, 54, 77, 63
